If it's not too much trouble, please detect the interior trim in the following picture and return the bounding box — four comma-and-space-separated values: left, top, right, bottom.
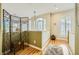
24, 43, 42, 51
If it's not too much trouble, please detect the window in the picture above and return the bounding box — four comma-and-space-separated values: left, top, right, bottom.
11, 16, 20, 32
29, 20, 31, 31
4, 17, 10, 32
60, 16, 71, 38
60, 18, 66, 37
36, 18, 46, 31
22, 23, 27, 31
21, 17, 28, 31
4, 10, 10, 32
66, 16, 72, 35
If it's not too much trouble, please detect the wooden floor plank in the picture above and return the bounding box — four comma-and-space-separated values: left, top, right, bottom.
27, 47, 35, 55
12, 40, 67, 55
16, 46, 41, 55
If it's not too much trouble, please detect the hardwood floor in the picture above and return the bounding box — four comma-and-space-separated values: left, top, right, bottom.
50, 39, 68, 45
16, 46, 42, 55
12, 39, 68, 55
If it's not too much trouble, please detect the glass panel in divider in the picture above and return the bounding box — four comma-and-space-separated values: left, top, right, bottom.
21, 17, 29, 45
2, 10, 10, 54
11, 16, 20, 52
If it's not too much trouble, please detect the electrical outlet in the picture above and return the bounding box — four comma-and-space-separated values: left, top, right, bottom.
34, 40, 36, 44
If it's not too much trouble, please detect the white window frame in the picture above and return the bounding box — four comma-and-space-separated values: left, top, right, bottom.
35, 18, 46, 31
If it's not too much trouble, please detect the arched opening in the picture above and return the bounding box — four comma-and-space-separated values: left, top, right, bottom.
35, 18, 46, 31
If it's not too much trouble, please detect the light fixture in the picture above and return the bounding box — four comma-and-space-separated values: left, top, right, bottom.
56, 7, 58, 10
33, 9, 37, 29
54, 4, 58, 10
33, 9, 37, 20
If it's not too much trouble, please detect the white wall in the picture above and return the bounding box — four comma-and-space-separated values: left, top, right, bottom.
51, 9, 75, 39
42, 31, 50, 49
69, 33, 75, 54
42, 31, 50, 47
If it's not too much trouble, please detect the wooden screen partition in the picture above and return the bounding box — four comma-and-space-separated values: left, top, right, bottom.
2, 9, 11, 54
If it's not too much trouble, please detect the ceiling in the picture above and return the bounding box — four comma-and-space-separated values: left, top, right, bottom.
2, 3, 75, 18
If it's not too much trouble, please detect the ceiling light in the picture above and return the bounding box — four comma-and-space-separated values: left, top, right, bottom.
54, 4, 58, 10
56, 8, 58, 10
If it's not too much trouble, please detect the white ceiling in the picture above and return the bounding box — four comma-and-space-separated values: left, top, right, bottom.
2, 3, 75, 18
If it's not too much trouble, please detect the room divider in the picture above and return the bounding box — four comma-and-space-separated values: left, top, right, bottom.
2, 9, 29, 55
2, 9, 11, 55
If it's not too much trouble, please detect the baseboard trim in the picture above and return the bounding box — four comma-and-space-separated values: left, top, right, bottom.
24, 43, 42, 51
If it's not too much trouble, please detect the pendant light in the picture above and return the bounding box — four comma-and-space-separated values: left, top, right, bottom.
33, 9, 37, 30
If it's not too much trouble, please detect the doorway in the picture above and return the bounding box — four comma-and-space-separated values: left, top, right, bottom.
60, 16, 72, 40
